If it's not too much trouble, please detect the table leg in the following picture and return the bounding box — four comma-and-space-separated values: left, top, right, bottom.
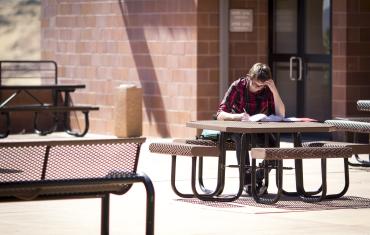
33, 112, 58, 135
215, 132, 227, 195
325, 158, 350, 199
169, 153, 226, 198
190, 132, 246, 202
194, 132, 228, 196
169, 155, 194, 198
279, 133, 299, 196
64, 111, 90, 137
251, 158, 283, 204
63, 91, 71, 131
197, 157, 208, 193
294, 132, 329, 200
348, 132, 370, 167
262, 133, 281, 188
280, 133, 321, 197
297, 158, 327, 202
293, 132, 305, 195
0, 112, 10, 138
239, 133, 248, 191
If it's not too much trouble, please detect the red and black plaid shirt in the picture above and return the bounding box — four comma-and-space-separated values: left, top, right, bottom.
217, 77, 275, 116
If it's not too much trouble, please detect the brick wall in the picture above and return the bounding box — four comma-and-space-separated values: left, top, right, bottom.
41, 0, 199, 138
332, 0, 370, 117
36, 0, 370, 138
39, 0, 274, 138
41, 0, 268, 138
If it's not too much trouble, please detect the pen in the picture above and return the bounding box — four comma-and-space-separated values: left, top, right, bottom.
241, 108, 249, 122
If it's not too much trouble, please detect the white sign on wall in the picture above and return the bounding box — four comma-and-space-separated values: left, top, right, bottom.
229, 9, 253, 32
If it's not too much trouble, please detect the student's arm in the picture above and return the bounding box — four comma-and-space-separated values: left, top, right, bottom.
217, 79, 251, 121
217, 111, 249, 121
265, 79, 285, 117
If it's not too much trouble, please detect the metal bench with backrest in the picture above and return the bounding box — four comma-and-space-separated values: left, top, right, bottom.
0, 137, 154, 235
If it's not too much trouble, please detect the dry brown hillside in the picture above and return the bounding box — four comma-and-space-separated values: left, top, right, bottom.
0, 0, 40, 60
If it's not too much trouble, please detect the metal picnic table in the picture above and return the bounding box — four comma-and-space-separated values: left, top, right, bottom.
186, 120, 337, 202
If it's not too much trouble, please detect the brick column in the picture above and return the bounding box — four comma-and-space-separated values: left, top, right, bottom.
332, 0, 370, 118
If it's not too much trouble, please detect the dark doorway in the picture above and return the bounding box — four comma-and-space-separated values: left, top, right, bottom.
269, 0, 332, 121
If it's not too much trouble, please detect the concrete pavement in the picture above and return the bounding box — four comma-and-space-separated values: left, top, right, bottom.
0, 133, 369, 234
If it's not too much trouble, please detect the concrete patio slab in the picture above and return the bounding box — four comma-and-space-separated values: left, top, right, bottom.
0, 133, 369, 234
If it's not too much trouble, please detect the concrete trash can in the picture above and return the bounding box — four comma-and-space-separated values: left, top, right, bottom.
114, 84, 142, 137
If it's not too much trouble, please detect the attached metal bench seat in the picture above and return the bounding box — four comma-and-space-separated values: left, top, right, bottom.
325, 119, 370, 133
0, 105, 99, 138
0, 138, 154, 235
357, 100, 370, 112
149, 142, 220, 157
250, 147, 352, 204
302, 141, 370, 154
177, 138, 236, 150
149, 142, 226, 200
324, 119, 370, 166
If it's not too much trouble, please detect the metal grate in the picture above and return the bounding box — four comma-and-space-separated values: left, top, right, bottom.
357, 100, 370, 112
0, 142, 141, 183
325, 119, 370, 133
259, 147, 352, 160
0, 145, 46, 182
46, 142, 139, 180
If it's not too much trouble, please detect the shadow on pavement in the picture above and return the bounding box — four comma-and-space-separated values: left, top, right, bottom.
175, 195, 370, 212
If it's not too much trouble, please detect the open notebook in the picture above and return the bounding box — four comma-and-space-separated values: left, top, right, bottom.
245, 114, 317, 122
